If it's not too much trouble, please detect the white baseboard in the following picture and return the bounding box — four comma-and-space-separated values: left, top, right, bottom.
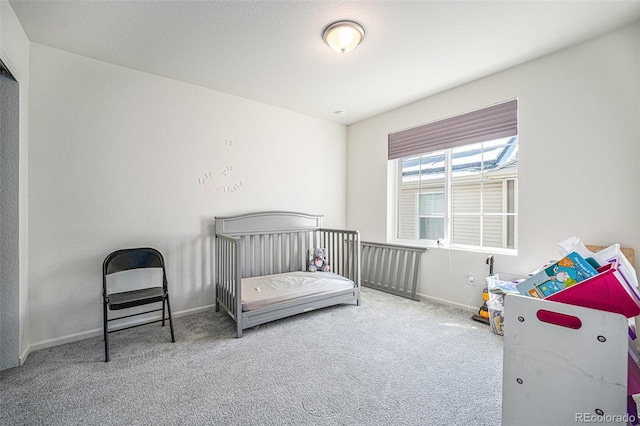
23, 304, 216, 361
19, 346, 31, 366
417, 292, 477, 313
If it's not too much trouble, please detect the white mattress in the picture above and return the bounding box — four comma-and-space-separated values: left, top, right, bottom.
241, 271, 354, 312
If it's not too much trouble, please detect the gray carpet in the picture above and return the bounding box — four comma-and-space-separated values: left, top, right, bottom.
0, 288, 503, 425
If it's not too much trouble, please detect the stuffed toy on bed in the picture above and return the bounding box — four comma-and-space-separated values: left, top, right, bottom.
308, 248, 331, 272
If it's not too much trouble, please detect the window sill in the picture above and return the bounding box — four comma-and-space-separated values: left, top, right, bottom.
390, 239, 517, 256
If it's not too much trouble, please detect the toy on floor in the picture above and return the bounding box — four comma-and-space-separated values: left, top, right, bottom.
472, 255, 494, 325
471, 287, 491, 325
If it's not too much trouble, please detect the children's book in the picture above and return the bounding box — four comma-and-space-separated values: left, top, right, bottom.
516, 252, 599, 299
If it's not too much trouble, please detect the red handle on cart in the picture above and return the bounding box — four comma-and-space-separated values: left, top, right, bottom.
536, 309, 582, 329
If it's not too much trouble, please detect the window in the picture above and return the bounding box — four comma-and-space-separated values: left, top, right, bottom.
418, 192, 445, 240
390, 100, 518, 252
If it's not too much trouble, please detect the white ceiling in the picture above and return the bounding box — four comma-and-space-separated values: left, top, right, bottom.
9, 0, 640, 124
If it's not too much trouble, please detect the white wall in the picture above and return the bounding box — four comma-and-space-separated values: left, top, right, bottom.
28, 43, 348, 348
0, 0, 30, 366
347, 22, 640, 310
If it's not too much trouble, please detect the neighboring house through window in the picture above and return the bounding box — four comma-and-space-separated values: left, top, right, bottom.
389, 100, 518, 252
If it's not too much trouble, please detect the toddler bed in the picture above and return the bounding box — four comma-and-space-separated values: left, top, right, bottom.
215, 211, 361, 337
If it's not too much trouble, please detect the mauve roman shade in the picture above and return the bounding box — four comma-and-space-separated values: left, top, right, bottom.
388, 99, 518, 160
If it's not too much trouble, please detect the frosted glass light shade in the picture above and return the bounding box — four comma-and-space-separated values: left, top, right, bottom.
322, 21, 365, 53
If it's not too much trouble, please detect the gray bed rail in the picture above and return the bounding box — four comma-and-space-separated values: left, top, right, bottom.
361, 241, 427, 301
214, 212, 361, 337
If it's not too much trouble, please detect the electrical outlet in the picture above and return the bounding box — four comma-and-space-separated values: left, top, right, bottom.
468, 274, 475, 285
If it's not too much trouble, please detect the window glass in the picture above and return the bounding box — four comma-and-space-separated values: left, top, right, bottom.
418, 193, 444, 240
396, 136, 518, 251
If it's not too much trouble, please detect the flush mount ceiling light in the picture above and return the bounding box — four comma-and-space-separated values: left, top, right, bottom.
322, 20, 365, 53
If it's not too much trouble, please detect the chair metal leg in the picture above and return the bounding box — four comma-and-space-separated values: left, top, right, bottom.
215, 285, 220, 312
166, 295, 175, 343
103, 301, 110, 362
162, 299, 166, 327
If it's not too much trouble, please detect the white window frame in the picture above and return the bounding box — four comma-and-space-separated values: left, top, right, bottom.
393, 141, 518, 255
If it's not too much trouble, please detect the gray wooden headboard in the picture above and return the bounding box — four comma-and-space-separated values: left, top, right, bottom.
215, 211, 324, 235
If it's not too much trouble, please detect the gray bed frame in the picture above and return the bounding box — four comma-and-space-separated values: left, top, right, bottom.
214, 211, 361, 337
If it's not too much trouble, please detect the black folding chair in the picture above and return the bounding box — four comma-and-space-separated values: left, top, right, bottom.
102, 247, 175, 362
